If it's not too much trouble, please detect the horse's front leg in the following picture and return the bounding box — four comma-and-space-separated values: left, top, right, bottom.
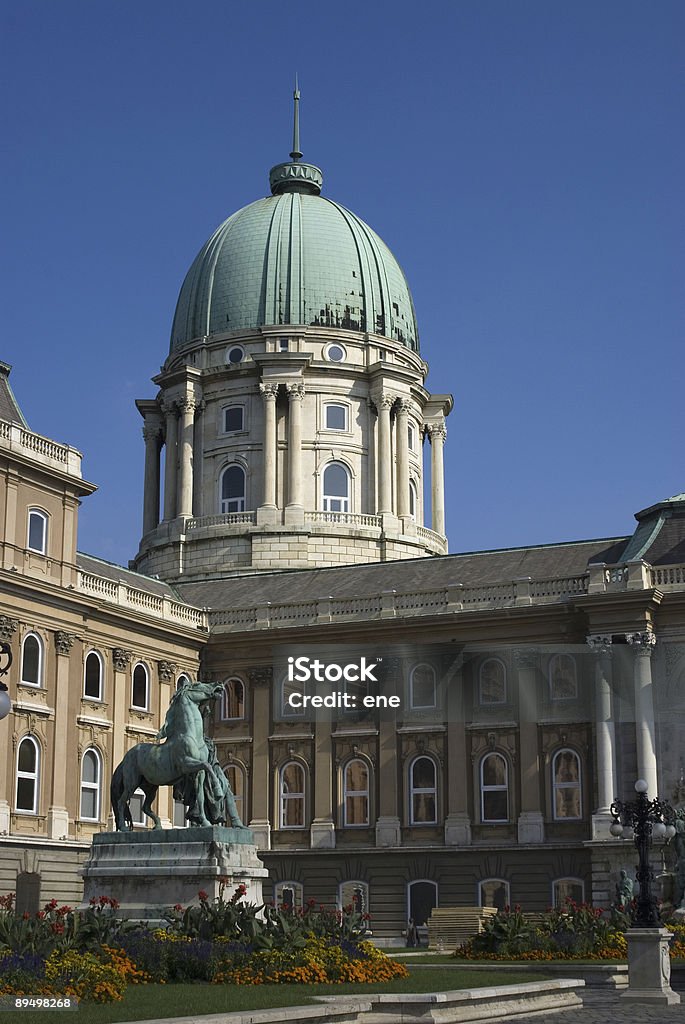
193, 769, 212, 827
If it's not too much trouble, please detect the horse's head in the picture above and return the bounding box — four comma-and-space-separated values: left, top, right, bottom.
184, 680, 224, 706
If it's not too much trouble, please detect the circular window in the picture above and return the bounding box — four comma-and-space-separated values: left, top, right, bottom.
226, 345, 245, 365
325, 344, 346, 363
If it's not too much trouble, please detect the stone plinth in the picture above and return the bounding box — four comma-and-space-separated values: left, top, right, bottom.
81, 827, 268, 920
621, 928, 681, 1005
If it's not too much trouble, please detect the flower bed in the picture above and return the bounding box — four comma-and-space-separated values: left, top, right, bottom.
455, 899, 685, 962
0, 887, 406, 1002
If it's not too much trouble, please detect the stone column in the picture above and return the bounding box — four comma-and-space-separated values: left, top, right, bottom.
259, 383, 279, 508
311, 706, 335, 849
376, 658, 401, 846
445, 657, 472, 844
586, 635, 617, 838
375, 392, 394, 514
48, 631, 76, 839
248, 667, 272, 850
427, 422, 446, 536
157, 660, 175, 827
515, 649, 545, 843
142, 418, 162, 536
162, 401, 178, 522
111, 648, 132, 789
285, 382, 305, 524
0, 617, 18, 833
627, 632, 658, 797
176, 396, 196, 518
395, 399, 411, 519
2, 467, 18, 569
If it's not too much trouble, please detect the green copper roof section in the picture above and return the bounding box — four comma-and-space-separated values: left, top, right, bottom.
171, 192, 419, 351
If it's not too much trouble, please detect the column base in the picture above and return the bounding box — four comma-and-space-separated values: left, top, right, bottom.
248, 818, 271, 851
517, 811, 545, 844
310, 819, 335, 849
375, 816, 402, 847
0, 799, 10, 834
444, 813, 472, 846
622, 928, 680, 1004
256, 505, 280, 526
284, 505, 305, 527
47, 806, 70, 840
591, 810, 615, 840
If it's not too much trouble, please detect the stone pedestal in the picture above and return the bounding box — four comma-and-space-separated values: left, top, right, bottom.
517, 811, 544, 844
444, 813, 472, 846
81, 827, 268, 921
621, 928, 680, 1005
375, 815, 402, 847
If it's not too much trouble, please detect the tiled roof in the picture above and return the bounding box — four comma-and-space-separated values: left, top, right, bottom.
0, 362, 28, 427
175, 536, 630, 610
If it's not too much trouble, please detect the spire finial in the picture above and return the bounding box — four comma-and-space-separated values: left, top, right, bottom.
290, 74, 302, 162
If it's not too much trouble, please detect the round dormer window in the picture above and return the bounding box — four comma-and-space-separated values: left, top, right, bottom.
325, 343, 346, 363
226, 345, 245, 365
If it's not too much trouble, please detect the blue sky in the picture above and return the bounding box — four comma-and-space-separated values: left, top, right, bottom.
2, 1, 682, 566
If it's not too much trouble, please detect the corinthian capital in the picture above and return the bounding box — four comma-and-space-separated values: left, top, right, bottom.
259, 382, 279, 401
372, 391, 395, 412
142, 422, 162, 444
54, 631, 77, 656
627, 631, 657, 655
427, 422, 447, 442
160, 399, 177, 419
395, 398, 412, 416
586, 635, 613, 656
286, 382, 305, 402
176, 396, 197, 415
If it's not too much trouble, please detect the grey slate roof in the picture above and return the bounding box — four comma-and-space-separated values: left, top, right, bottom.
77, 552, 192, 602
0, 363, 28, 427
175, 536, 630, 610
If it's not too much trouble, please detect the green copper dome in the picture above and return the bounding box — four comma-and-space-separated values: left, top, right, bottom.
170, 184, 419, 353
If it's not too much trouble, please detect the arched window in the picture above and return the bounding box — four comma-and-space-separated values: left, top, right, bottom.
20, 633, 42, 686
553, 877, 585, 907
322, 462, 350, 513
408, 880, 437, 927
16, 736, 39, 813
408, 479, 418, 519
552, 749, 582, 820
225, 763, 245, 823
27, 509, 48, 554
480, 752, 509, 823
131, 663, 149, 710
549, 654, 577, 701
274, 881, 303, 910
80, 748, 102, 821
221, 678, 245, 720
410, 664, 436, 709
220, 465, 246, 513
84, 651, 103, 700
176, 673, 190, 691
343, 759, 369, 826
129, 789, 147, 826
409, 756, 437, 824
324, 403, 347, 431
479, 658, 507, 705
479, 878, 510, 910
280, 761, 306, 829
338, 881, 369, 914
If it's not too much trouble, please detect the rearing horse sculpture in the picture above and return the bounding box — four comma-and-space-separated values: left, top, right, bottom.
110, 679, 244, 831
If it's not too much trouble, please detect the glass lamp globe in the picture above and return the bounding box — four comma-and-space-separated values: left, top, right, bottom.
610, 821, 624, 837
652, 821, 667, 840
635, 779, 649, 794
0, 688, 10, 721
621, 825, 634, 840
666, 824, 677, 840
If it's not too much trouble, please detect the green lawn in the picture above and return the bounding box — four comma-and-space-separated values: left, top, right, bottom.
10, 968, 550, 1024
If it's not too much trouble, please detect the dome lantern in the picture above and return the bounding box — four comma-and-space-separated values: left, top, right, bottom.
269, 77, 323, 196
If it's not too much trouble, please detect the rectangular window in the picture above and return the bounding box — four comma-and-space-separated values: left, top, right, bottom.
325, 404, 347, 431
224, 407, 244, 433
28, 511, 46, 554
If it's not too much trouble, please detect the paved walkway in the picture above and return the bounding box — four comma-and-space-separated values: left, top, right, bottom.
501, 988, 685, 1022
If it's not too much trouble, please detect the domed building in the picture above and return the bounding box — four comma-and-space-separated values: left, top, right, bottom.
132, 96, 451, 580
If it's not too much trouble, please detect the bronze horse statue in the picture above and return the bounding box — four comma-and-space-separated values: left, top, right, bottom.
110, 679, 243, 831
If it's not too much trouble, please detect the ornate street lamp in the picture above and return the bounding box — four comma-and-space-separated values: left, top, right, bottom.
0, 641, 12, 721
610, 779, 676, 926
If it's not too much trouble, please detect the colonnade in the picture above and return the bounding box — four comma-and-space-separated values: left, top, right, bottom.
139, 383, 449, 537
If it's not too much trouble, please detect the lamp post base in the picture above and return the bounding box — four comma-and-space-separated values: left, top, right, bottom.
621, 928, 680, 1004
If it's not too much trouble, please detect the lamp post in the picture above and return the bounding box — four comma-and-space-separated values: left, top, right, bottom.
610, 779, 680, 1005
0, 641, 11, 721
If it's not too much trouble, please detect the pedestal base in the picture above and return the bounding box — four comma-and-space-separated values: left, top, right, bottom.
310, 819, 335, 849
80, 827, 268, 921
444, 813, 472, 846
621, 928, 681, 1005
375, 816, 401, 847
517, 811, 545, 844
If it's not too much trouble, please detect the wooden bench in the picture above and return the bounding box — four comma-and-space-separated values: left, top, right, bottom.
427, 906, 498, 950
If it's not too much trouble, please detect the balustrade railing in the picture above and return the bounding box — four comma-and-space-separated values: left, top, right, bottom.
650, 564, 685, 589
76, 570, 206, 627
186, 512, 256, 530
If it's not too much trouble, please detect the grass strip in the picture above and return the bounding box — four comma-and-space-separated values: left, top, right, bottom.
10, 969, 550, 1024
